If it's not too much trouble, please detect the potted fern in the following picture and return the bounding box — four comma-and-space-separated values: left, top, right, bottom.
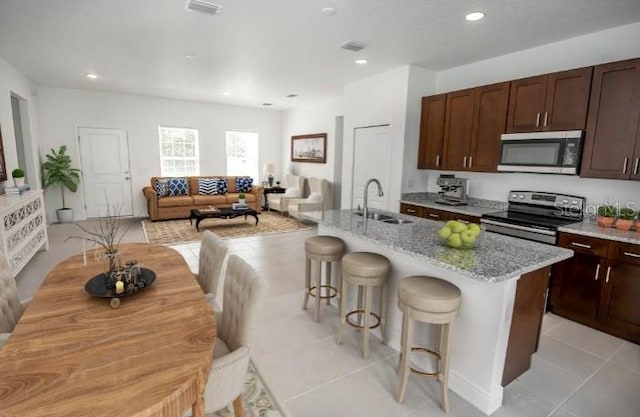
11, 168, 25, 187
42, 145, 81, 223
616, 208, 636, 231
596, 204, 617, 228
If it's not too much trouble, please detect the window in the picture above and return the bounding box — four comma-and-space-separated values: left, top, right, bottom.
225, 131, 259, 180
158, 126, 199, 176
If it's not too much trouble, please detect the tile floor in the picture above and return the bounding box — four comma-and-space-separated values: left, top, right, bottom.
15, 221, 640, 417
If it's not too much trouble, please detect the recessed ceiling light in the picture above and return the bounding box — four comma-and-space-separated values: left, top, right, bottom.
322, 7, 337, 16
465, 11, 485, 21
223, 91, 230, 96
185, 54, 197, 59
355, 59, 368, 65
286, 94, 298, 98
262, 103, 273, 106
86, 73, 99, 79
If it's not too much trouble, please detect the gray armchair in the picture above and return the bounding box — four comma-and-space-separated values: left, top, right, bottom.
267, 174, 306, 215
201, 255, 268, 416
288, 177, 332, 220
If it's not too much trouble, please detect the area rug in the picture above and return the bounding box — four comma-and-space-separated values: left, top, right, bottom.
208, 361, 285, 417
142, 212, 311, 245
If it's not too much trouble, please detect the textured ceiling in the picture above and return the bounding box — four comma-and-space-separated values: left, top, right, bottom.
0, 0, 639, 109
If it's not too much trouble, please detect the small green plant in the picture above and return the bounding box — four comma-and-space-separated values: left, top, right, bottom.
42, 145, 81, 209
238, 192, 246, 199
619, 207, 637, 220
597, 205, 617, 218
11, 168, 24, 178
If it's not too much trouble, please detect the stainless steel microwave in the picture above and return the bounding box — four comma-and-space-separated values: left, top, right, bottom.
497, 130, 583, 175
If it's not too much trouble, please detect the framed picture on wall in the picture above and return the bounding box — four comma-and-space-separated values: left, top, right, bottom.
291, 133, 327, 163
0, 125, 7, 182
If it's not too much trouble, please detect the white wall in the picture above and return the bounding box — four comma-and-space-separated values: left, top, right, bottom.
426, 22, 640, 207
281, 96, 344, 200
0, 55, 41, 189
341, 66, 412, 210
37, 87, 282, 222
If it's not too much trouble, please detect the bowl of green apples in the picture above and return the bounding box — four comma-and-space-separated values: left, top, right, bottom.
438, 220, 482, 249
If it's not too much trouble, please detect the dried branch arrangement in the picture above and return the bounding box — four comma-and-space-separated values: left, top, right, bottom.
65, 203, 133, 254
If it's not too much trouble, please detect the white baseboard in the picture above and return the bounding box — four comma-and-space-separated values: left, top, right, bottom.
449, 370, 503, 415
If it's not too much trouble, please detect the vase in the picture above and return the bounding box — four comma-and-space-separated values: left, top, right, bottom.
596, 216, 615, 228
14, 177, 24, 187
104, 252, 121, 277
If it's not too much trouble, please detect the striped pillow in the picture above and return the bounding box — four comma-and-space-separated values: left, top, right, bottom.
198, 178, 218, 195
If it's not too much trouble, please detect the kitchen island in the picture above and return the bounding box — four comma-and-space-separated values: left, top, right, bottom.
302, 209, 573, 415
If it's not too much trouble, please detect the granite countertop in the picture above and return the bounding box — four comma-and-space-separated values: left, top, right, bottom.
303, 209, 573, 284
400, 192, 506, 217
559, 220, 640, 245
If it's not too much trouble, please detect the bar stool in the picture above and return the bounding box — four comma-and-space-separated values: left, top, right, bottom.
303, 235, 346, 322
337, 252, 390, 359
396, 275, 461, 412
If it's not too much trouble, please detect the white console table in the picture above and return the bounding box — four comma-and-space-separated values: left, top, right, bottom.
0, 190, 49, 276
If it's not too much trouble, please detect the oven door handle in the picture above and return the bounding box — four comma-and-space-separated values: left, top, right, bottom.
480, 219, 557, 236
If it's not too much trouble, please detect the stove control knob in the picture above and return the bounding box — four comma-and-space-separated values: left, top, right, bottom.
572, 200, 578, 205
562, 199, 569, 204
511, 193, 518, 198
519, 194, 525, 199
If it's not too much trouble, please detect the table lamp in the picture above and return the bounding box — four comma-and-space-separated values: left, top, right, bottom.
264, 163, 276, 187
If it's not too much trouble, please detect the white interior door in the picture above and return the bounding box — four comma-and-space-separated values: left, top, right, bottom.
352, 125, 391, 210
78, 127, 133, 218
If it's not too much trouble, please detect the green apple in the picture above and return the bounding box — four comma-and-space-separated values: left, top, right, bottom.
447, 233, 463, 248
460, 230, 478, 245
467, 223, 481, 233
445, 220, 458, 229
448, 221, 467, 234
438, 226, 452, 240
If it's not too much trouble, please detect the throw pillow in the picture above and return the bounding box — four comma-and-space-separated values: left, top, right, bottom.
168, 178, 189, 196
198, 178, 217, 195
154, 179, 170, 197
307, 192, 323, 203
236, 177, 253, 193
216, 178, 228, 195
284, 187, 300, 197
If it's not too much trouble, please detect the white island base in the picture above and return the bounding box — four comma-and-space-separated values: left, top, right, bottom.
321, 224, 550, 415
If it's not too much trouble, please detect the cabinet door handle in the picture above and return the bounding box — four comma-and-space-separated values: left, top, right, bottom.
634, 158, 639, 175
594, 263, 601, 281
406, 208, 416, 214
468, 156, 473, 168
571, 242, 591, 249
436, 155, 440, 167
463, 156, 468, 168
543, 112, 549, 127
535, 112, 541, 127
428, 213, 440, 218
605, 266, 611, 284
623, 251, 640, 258
623, 157, 629, 174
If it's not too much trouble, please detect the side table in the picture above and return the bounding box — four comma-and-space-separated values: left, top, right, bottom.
263, 187, 286, 210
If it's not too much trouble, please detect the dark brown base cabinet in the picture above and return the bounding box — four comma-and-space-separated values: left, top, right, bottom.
551, 232, 640, 344
400, 203, 480, 224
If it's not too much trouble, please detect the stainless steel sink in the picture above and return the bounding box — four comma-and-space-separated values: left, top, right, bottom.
352, 211, 394, 221
382, 218, 414, 225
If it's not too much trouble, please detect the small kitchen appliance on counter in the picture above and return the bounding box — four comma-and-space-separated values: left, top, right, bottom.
436, 175, 468, 206
481, 191, 585, 245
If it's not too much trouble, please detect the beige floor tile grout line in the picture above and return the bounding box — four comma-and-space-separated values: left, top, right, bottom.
544, 332, 624, 361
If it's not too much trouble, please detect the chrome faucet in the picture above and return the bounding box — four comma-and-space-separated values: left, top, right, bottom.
363, 178, 384, 220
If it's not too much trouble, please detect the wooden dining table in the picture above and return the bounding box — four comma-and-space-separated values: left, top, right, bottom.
0, 243, 216, 417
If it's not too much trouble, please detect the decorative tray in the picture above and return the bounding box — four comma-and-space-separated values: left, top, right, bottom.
85, 268, 156, 298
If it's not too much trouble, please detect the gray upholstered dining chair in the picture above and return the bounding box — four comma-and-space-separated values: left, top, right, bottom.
201, 254, 268, 417
193, 231, 228, 311
0, 259, 30, 348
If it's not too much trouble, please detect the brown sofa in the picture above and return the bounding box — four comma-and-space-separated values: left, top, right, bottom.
143, 176, 263, 221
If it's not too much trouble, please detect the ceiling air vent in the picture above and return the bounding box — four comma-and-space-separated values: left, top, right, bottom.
185, 0, 223, 15
341, 41, 367, 52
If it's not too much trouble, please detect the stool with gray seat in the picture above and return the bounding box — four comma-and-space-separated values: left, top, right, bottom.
396, 275, 462, 412
337, 251, 390, 359
303, 235, 346, 322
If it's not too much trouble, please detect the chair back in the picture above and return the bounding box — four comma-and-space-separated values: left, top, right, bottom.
219, 255, 268, 351
0, 261, 23, 333
283, 174, 306, 198
307, 177, 332, 210
197, 231, 229, 295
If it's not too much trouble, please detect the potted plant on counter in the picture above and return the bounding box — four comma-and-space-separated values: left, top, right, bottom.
11, 168, 25, 187
616, 208, 636, 231
596, 204, 617, 228
42, 145, 81, 223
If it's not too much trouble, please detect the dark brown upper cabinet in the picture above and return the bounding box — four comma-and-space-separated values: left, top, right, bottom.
417, 95, 447, 169
506, 67, 593, 133
581, 58, 640, 180
442, 82, 510, 172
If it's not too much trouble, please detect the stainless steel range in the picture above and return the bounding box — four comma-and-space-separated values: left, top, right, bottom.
481, 191, 585, 244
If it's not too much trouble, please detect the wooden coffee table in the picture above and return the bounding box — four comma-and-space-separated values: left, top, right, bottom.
190, 207, 259, 231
